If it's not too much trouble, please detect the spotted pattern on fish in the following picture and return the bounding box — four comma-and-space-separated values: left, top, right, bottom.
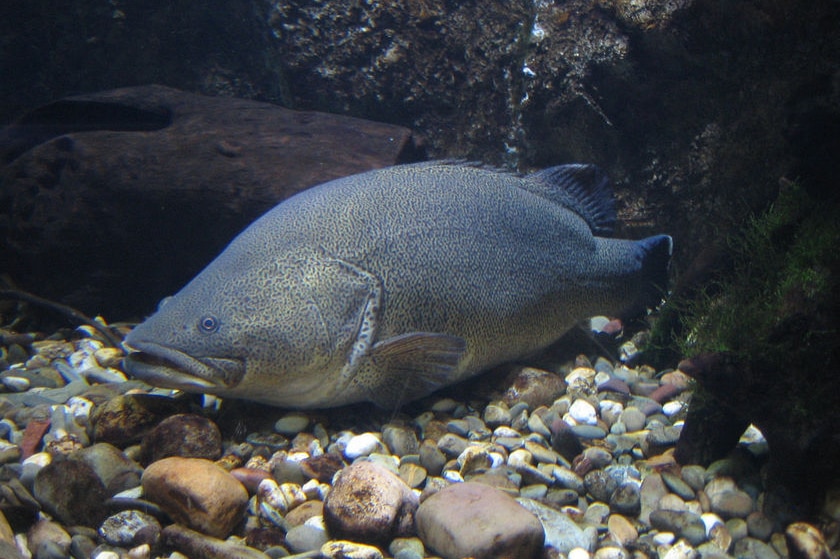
124, 161, 672, 409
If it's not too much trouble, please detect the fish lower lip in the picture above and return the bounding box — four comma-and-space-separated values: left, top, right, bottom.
123, 341, 244, 390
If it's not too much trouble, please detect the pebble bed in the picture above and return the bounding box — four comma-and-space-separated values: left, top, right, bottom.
0, 321, 837, 559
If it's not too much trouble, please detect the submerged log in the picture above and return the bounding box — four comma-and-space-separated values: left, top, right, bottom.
0, 85, 423, 320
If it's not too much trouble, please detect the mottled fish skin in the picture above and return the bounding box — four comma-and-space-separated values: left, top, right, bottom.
124, 161, 672, 409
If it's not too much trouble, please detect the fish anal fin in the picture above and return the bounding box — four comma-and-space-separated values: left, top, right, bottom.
361, 332, 467, 409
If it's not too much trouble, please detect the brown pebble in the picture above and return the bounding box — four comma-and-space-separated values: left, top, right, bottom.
230, 467, 273, 494
285, 500, 324, 527
323, 461, 418, 545
140, 413, 222, 465
163, 523, 270, 559
648, 383, 680, 403
300, 453, 345, 482
142, 457, 248, 538
20, 418, 50, 459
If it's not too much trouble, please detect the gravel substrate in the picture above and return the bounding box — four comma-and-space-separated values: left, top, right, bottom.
0, 322, 837, 559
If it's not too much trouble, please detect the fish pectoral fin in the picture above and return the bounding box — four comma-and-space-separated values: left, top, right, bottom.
361, 332, 467, 409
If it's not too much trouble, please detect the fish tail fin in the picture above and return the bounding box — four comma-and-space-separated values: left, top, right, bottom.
628, 234, 673, 317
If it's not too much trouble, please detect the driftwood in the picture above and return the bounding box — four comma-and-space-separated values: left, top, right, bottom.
0, 85, 423, 320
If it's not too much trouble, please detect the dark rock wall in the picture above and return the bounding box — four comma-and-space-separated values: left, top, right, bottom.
2, 0, 839, 313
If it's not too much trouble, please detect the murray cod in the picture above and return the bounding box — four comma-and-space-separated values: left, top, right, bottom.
124, 161, 672, 409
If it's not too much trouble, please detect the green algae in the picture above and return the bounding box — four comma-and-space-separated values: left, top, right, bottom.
668, 181, 839, 366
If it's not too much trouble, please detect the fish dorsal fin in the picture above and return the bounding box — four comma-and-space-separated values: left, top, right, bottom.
524, 164, 616, 236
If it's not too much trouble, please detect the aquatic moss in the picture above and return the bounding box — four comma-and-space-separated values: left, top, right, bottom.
677, 180, 839, 365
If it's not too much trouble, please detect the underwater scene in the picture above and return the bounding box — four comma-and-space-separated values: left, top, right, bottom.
1, 1, 839, 558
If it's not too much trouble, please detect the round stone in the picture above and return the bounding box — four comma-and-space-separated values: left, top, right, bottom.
323, 461, 418, 545
585, 470, 618, 503
709, 489, 754, 519
662, 471, 696, 500
583, 447, 613, 469
27, 520, 71, 558
70, 442, 142, 496
518, 497, 591, 553
33, 459, 108, 527
98, 510, 161, 547
273, 413, 310, 436
785, 522, 834, 559
732, 537, 781, 559
141, 457, 248, 538
140, 413, 222, 465
608, 514, 638, 545
609, 483, 641, 516
285, 524, 328, 553
503, 366, 567, 408
398, 462, 427, 488
571, 424, 607, 439
389, 537, 425, 559
416, 482, 544, 559
90, 394, 188, 446
569, 399, 598, 425
436, 433, 470, 458
483, 402, 512, 428
618, 407, 646, 432
746, 511, 774, 541
343, 433, 386, 459
382, 424, 420, 456
649, 510, 707, 546
321, 540, 384, 559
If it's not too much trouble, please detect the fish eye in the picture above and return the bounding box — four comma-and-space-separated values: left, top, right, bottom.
198, 315, 220, 334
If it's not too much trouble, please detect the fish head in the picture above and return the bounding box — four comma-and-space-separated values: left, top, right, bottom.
123, 247, 380, 407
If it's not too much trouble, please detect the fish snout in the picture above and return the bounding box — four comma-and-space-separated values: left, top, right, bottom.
122, 339, 245, 391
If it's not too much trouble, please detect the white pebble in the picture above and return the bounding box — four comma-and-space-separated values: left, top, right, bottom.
67, 396, 94, 425
488, 452, 506, 468
127, 544, 151, 559
343, 432, 385, 459
69, 346, 100, 371
569, 399, 598, 425
287, 451, 310, 463
443, 470, 464, 483
701, 513, 725, 534
565, 367, 596, 384
663, 539, 698, 559
594, 546, 627, 559
508, 448, 533, 468
304, 515, 326, 529
600, 400, 624, 414
22, 452, 51, 468
94, 552, 121, 559
257, 479, 293, 513
739, 424, 767, 445
594, 371, 612, 386
1, 376, 30, 392
662, 401, 684, 417
301, 479, 321, 499
569, 547, 592, 559
653, 532, 676, 546
113, 486, 144, 499
493, 426, 521, 438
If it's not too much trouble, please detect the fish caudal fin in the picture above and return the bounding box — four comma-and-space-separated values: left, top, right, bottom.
627, 234, 673, 317
361, 332, 467, 409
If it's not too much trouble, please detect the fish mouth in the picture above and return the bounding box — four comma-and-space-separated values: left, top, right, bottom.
123, 340, 245, 391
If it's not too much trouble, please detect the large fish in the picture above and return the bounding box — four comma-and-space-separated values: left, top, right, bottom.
124, 161, 672, 409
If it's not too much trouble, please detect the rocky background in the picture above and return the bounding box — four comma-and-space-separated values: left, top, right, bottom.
2, 0, 839, 313
1, 0, 840, 554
